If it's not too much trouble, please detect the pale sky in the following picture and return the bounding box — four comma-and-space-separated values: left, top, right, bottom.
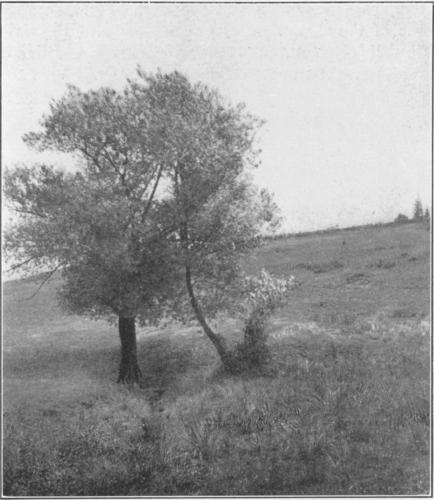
2, 3, 432, 232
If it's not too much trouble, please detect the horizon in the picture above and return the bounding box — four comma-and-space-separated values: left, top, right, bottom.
3, 217, 426, 282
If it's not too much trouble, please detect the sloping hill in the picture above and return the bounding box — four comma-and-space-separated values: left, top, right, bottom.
3, 222, 431, 495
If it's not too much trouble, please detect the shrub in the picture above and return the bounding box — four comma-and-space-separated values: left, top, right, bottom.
394, 213, 409, 224
229, 270, 298, 373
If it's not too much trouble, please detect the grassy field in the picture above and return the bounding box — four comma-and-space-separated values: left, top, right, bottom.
3, 222, 431, 495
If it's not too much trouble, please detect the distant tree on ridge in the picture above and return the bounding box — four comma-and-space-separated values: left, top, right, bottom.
394, 213, 409, 224
413, 198, 424, 221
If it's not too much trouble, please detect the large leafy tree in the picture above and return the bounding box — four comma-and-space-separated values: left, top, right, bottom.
4, 79, 183, 383
131, 72, 281, 370
4, 70, 280, 381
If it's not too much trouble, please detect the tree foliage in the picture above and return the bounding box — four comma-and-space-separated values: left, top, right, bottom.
4, 69, 283, 378
394, 213, 409, 224
134, 72, 282, 368
5, 96, 180, 324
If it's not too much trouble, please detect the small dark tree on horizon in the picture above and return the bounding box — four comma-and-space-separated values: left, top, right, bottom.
413, 197, 424, 222
4, 70, 282, 382
394, 213, 409, 224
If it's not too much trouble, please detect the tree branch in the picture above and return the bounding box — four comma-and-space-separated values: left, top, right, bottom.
141, 164, 164, 223
13, 208, 47, 218
135, 162, 160, 203
26, 264, 62, 300
8, 257, 36, 271
102, 149, 124, 180
79, 147, 104, 173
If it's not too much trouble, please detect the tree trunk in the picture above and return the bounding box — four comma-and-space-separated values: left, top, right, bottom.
117, 316, 142, 384
185, 265, 234, 370
179, 218, 234, 371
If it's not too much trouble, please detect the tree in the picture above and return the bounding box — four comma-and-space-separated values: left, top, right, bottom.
4, 80, 184, 383
413, 198, 424, 221
394, 213, 409, 224
4, 70, 282, 380
132, 72, 282, 371
423, 208, 430, 223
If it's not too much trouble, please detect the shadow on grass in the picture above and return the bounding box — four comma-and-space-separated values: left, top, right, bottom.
137, 336, 200, 392
6, 330, 213, 393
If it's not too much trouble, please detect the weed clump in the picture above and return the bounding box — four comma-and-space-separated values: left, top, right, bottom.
296, 260, 343, 274
226, 270, 298, 374
369, 259, 396, 269
345, 272, 370, 284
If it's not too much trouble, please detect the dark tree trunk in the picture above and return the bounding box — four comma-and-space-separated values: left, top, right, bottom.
178, 218, 234, 371
185, 264, 235, 370
117, 316, 142, 384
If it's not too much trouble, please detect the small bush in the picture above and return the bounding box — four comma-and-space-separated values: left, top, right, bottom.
231, 313, 272, 374
227, 270, 298, 373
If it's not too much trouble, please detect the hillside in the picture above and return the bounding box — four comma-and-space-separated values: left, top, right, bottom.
3, 222, 431, 495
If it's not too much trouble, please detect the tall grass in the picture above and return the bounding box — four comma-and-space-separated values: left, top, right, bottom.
4, 318, 429, 495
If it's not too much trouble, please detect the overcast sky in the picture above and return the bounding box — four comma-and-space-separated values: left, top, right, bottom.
2, 3, 432, 232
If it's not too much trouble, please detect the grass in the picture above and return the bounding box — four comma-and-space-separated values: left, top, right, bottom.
3, 222, 431, 495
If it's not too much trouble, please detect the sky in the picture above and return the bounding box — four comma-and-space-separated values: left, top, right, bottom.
2, 3, 432, 233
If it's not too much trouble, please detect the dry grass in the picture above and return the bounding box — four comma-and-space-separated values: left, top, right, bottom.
3, 222, 431, 495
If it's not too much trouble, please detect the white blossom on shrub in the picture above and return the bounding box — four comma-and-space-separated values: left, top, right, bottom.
232, 269, 299, 372
243, 269, 298, 316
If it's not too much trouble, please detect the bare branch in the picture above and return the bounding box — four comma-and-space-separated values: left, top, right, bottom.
141, 164, 164, 223
26, 264, 62, 300
13, 208, 47, 218
102, 149, 123, 178
135, 162, 159, 203
8, 257, 36, 271
79, 147, 104, 173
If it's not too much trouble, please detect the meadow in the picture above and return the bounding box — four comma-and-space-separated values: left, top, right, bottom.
3, 221, 431, 495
